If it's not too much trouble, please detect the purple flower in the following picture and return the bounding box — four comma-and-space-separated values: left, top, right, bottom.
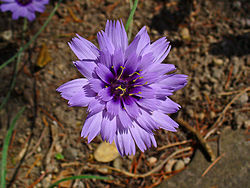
57, 20, 188, 156
0, 0, 49, 21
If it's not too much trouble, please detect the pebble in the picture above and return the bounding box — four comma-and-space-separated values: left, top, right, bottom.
63, 147, 78, 160
236, 93, 248, 105
113, 157, 123, 170
183, 157, 191, 165
173, 160, 185, 171
1, 30, 12, 41
180, 27, 191, 41
235, 113, 248, 129
94, 142, 119, 162
55, 144, 63, 153
213, 58, 224, 66
147, 157, 157, 166
73, 181, 85, 188
42, 174, 52, 188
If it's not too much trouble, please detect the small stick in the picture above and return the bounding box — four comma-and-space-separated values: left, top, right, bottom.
133, 152, 143, 174
25, 155, 41, 178
88, 147, 192, 178
157, 140, 192, 151
177, 118, 215, 162
26, 125, 47, 159
205, 87, 250, 139
225, 65, 234, 90
39, 107, 64, 129
27, 171, 47, 188
202, 153, 225, 177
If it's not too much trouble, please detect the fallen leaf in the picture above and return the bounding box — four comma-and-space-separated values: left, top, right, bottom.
36, 43, 52, 68
52, 168, 74, 188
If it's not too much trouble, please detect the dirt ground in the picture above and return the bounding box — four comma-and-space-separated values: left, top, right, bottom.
0, 0, 249, 187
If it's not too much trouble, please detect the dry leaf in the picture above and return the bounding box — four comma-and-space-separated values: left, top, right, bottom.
36, 43, 52, 68
52, 168, 74, 188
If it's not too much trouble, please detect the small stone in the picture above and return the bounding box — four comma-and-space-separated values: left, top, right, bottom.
63, 147, 78, 160
236, 93, 248, 105
73, 181, 85, 188
113, 157, 123, 170
173, 160, 185, 171
244, 120, 250, 129
210, 111, 216, 119
180, 27, 191, 41
147, 157, 157, 166
98, 167, 109, 173
1, 30, 12, 41
235, 113, 248, 129
187, 109, 194, 118
183, 157, 191, 165
164, 159, 177, 173
94, 142, 119, 162
198, 112, 205, 120
42, 174, 52, 188
37, 146, 42, 152
213, 58, 224, 66
55, 144, 63, 153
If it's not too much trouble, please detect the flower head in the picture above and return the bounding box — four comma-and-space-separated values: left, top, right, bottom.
57, 20, 188, 156
0, 0, 49, 21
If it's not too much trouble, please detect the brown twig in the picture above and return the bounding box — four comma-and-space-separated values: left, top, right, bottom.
26, 125, 47, 159
88, 147, 192, 178
225, 64, 234, 90
201, 153, 225, 177
39, 107, 64, 129
27, 170, 47, 188
205, 87, 250, 140
157, 140, 193, 151
177, 118, 215, 162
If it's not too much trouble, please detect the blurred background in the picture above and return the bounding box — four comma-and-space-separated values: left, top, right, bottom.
0, 0, 249, 187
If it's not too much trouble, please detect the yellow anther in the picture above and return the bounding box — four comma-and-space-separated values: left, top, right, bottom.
129, 91, 142, 96
133, 76, 143, 82
117, 66, 125, 80
116, 85, 126, 96
129, 71, 140, 77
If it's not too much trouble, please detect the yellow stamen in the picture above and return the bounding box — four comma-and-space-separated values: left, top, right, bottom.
133, 81, 148, 87
117, 66, 125, 80
129, 71, 140, 77
116, 85, 126, 96
129, 91, 142, 96
133, 76, 143, 82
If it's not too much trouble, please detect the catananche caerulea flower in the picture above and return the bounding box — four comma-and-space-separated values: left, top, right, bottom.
57, 20, 187, 156
0, 0, 49, 21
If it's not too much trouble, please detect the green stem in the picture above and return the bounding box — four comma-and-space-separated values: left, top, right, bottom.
0, 107, 26, 188
125, 0, 138, 32
127, 0, 134, 42
0, 0, 62, 70
0, 19, 27, 110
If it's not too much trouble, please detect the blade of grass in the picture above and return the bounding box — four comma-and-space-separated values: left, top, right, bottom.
49, 175, 110, 188
0, 107, 26, 188
125, 0, 138, 32
0, 0, 62, 70
0, 18, 27, 111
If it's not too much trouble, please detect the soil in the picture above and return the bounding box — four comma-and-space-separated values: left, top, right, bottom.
0, 0, 249, 188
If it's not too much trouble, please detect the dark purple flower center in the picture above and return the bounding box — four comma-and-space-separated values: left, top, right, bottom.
15, 0, 32, 6
109, 66, 144, 98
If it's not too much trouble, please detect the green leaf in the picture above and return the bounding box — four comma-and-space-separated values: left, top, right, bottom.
0, 107, 25, 188
55, 153, 64, 160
